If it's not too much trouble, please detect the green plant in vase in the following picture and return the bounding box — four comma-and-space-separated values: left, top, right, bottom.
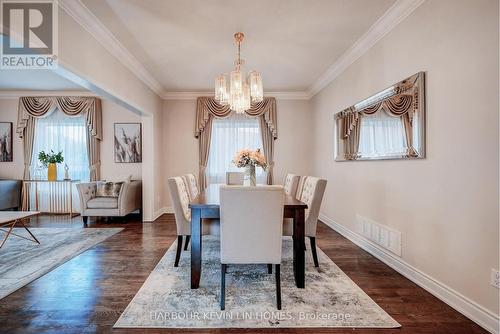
38, 150, 64, 181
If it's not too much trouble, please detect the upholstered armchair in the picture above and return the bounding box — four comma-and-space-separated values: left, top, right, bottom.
77, 180, 142, 224
219, 185, 284, 310
283, 173, 300, 197
182, 173, 199, 201
226, 172, 244, 185
283, 176, 327, 267
168, 177, 219, 267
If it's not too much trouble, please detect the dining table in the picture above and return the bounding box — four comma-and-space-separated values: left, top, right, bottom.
189, 184, 308, 289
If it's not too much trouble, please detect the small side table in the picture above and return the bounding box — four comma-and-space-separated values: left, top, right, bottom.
22, 180, 80, 218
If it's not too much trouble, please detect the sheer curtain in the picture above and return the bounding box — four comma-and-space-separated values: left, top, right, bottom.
31, 109, 90, 212
358, 110, 407, 158
207, 114, 266, 184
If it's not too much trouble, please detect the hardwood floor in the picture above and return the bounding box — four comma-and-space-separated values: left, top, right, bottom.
0, 214, 488, 334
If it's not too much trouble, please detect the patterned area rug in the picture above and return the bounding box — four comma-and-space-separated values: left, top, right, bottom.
0, 227, 123, 300
114, 236, 400, 328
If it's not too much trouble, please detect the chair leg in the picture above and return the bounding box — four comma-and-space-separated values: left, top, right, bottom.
267, 264, 272, 274
174, 235, 183, 267
220, 264, 226, 310
275, 264, 281, 310
310, 237, 319, 268
184, 235, 190, 251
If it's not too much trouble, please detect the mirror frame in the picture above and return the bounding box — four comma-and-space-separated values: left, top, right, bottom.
334, 72, 426, 161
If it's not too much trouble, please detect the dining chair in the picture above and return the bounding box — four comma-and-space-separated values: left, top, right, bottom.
167, 177, 218, 267
226, 172, 244, 185
182, 173, 199, 201
283, 176, 327, 268
219, 185, 284, 310
283, 173, 300, 197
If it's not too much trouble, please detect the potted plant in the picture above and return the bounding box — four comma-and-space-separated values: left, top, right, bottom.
38, 150, 64, 181
232, 149, 267, 186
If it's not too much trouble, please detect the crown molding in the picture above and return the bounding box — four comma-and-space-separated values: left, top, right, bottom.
57, 0, 424, 102
58, 0, 164, 97
161, 90, 312, 100
308, 0, 425, 97
0, 90, 95, 99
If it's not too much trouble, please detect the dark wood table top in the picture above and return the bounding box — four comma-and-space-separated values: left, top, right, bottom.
189, 184, 308, 209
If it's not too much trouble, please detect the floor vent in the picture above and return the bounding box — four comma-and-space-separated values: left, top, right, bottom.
355, 214, 402, 257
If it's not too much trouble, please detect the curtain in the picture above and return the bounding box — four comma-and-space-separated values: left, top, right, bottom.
195, 97, 277, 189
29, 110, 89, 212
198, 116, 213, 189
338, 109, 361, 160
358, 111, 407, 158
337, 92, 415, 159
259, 115, 274, 184
206, 115, 266, 184
20, 117, 36, 210
17, 96, 102, 181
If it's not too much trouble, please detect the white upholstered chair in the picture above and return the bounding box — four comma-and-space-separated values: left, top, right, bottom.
225, 172, 244, 185
283, 176, 327, 268
182, 173, 199, 201
167, 177, 218, 267
219, 185, 284, 310
283, 174, 300, 197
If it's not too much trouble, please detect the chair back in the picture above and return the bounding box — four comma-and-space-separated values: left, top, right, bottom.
182, 173, 199, 200
226, 172, 244, 185
283, 174, 300, 197
297, 176, 327, 236
220, 185, 284, 264
167, 177, 191, 235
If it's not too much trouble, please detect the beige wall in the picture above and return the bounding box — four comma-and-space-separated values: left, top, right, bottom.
100, 99, 142, 181
311, 0, 499, 316
161, 99, 313, 208
54, 7, 165, 221
0, 99, 23, 179
0, 98, 142, 183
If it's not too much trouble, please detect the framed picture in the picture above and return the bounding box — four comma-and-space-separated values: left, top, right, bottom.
114, 123, 142, 163
0, 122, 13, 162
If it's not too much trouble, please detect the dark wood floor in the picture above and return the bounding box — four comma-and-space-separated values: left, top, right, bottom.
0, 214, 488, 334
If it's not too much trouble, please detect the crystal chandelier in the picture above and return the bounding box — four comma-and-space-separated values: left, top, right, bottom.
214, 32, 263, 113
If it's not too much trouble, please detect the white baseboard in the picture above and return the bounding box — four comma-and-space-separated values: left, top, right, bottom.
147, 207, 173, 222
319, 213, 499, 334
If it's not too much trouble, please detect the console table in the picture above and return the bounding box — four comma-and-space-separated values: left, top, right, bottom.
22, 180, 80, 218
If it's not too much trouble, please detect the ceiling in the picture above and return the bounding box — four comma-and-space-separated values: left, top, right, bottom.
0, 69, 84, 91
81, 0, 396, 92
0, 36, 83, 92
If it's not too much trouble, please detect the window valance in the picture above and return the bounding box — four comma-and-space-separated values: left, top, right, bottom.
17, 96, 102, 140
195, 97, 277, 139
195, 97, 278, 189
337, 92, 414, 140
16, 96, 102, 183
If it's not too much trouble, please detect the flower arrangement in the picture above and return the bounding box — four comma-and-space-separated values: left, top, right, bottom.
38, 150, 64, 167
232, 148, 267, 170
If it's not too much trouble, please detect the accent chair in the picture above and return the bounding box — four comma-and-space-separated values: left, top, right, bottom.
283, 176, 327, 268
219, 185, 284, 310
225, 172, 244, 185
77, 180, 142, 224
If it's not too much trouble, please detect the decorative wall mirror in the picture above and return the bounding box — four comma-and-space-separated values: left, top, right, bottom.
334, 72, 425, 161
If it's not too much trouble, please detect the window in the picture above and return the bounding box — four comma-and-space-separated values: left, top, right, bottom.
31, 110, 90, 212
207, 114, 266, 184
358, 110, 407, 158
